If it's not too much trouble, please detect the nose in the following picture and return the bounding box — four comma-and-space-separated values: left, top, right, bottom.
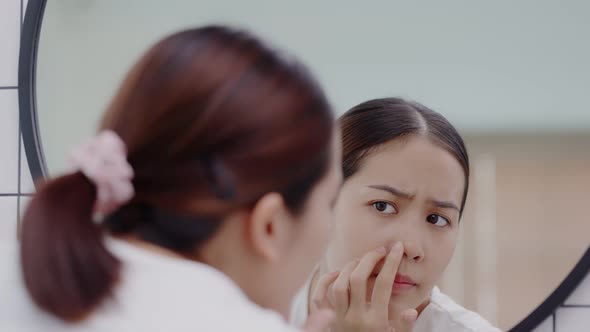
385, 215, 425, 262
387, 223, 425, 262
402, 240, 424, 262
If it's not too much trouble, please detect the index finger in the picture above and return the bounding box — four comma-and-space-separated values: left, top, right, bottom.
371, 242, 404, 309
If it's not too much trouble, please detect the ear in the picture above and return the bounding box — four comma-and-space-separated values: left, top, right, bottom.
245, 192, 294, 262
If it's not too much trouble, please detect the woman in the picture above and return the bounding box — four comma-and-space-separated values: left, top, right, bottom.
290, 98, 501, 332
2, 26, 341, 331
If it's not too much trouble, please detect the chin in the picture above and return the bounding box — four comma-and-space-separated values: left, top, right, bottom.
388, 292, 425, 313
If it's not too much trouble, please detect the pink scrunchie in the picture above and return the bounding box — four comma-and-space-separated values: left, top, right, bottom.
68, 130, 135, 217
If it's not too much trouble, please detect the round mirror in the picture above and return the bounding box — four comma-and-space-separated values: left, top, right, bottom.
20, 1, 590, 331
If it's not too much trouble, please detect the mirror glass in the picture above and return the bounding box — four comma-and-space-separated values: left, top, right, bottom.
34, 1, 590, 330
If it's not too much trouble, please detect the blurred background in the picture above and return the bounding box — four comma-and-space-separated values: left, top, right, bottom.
32, 1, 590, 330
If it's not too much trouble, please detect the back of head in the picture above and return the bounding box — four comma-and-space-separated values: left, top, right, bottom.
339, 97, 469, 213
20, 25, 333, 322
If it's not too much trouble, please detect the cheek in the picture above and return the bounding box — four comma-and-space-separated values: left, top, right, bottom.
424, 231, 458, 279
301, 205, 333, 265
286, 213, 331, 292
327, 212, 386, 270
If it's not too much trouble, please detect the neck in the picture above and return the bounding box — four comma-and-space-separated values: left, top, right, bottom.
207, 248, 291, 317
199, 217, 293, 318
114, 234, 191, 260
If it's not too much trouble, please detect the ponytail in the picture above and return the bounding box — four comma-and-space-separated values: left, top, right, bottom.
19, 173, 120, 322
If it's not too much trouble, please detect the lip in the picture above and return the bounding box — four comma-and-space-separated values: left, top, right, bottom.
392, 274, 417, 293
394, 274, 416, 285
370, 264, 418, 286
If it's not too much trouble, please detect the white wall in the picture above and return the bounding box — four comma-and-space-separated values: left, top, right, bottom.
0, 1, 588, 331
37, 1, 590, 131
35, 1, 590, 174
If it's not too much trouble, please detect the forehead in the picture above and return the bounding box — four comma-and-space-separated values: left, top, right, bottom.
351, 136, 465, 203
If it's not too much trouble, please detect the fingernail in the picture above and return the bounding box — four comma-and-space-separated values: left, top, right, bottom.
393, 242, 403, 251
402, 309, 418, 321
376, 246, 387, 254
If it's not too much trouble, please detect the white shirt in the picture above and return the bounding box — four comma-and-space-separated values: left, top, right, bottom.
289, 276, 501, 332
0, 238, 301, 332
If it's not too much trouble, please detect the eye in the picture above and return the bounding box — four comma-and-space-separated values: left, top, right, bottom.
426, 214, 449, 227
371, 201, 397, 214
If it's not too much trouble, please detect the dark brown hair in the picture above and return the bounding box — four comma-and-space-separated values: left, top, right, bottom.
339, 97, 469, 213
20, 26, 333, 322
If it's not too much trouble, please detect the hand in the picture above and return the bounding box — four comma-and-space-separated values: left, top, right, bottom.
302, 308, 335, 332
310, 243, 417, 332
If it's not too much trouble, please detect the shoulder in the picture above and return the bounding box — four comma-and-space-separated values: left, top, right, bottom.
108, 239, 300, 331
415, 287, 502, 332
0, 239, 299, 331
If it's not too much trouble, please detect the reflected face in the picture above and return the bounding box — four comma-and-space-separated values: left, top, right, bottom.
325, 135, 465, 313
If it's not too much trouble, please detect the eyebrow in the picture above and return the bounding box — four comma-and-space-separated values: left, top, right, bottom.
429, 199, 460, 212
369, 185, 460, 212
368, 185, 414, 199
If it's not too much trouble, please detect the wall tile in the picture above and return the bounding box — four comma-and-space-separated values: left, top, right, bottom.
0, 90, 19, 193
564, 273, 590, 306
0, 197, 17, 242
555, 307, 590, 332
532, 314, 554, 332
0, 0, 20, 86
